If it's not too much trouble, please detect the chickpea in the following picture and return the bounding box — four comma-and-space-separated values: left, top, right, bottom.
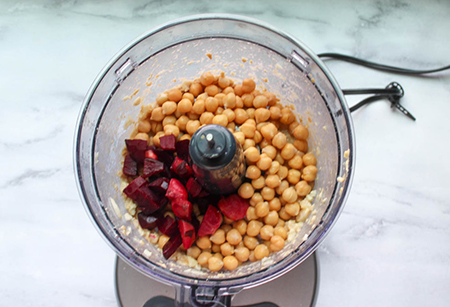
261, 187, 275, 201
137, 120, 151, 133
294, 139, 308, 152
197, 252, 212, 267
254, 108, 271, 123
282, 187, 298, 203
285, 202, 300, 216
274, 226, 288, 240
276, 219, 285, 228
175, 115, 189, 131
255, 201, 270, 218
205, 85, 219, 96
189, 82, 203, 97
256, 153, 272, 171
197, 92, 209, 101
253, 130, 263, 144
303, 152, 317, 166
243, 139, 256, 151
187, 111, 200, 120
287, 169, 301, 185
245, 165, 261, 180
182, 92, 195, 102
220, 224, 233, 233
212, 114, 228, 127
246, 220, 263, 237
252, 176, 266, 190
296, 180, 312, 196
281, 143, 297, 160
241, 93, 254, 108
212, 244, 221, 253
200, 71, 215, 86
244, 147, 260, 163
218, 76, 231, 89
270, 235, 285, 252
208, 256, 224, 272
280, 108, 295, 125
226, 229, 243, 245
164, 124, 180, 137
265, 174, 280, 189
267, 161, 280, 175
235, 96, 244, 108
205, 97, 219, 113
196, 236, 212, 250
302, 165, 318, 181
264, 211, 279, 226
248, 251, 257, 262
234, 247, 250, 262
234, 131, 246, 146
238, 182, 254, 199
234, 83, 244, 96
210, 229, 226, 245
234, 108, 249, 124
179, 134, 191, 141
260, 225, 274, 241
254, 244, 269, 260
150, 107, 164, 121
162, 101, 177, 115
199, 112, 214, 125
259, 138, 271, 149
288, 153, 304, 170
274, 153, 285, 165
253, 95, 269, 108
242, 78, 256, 93
176, 98, 191, 113
186, 246, 201, 259
240, 123, 256, 139
250, 193, 263, 207
213, 253, 224, 260
220, 243, 234, 256
192, 99, 205, 115
222, 109, 236, 123
158, 235, 170, 249
233, 220, 247, 236
156, 93, 169, 105
291, 124, 308, 140
263, 92, 277, 106
271, 132, 287, 150
222, 255, 239, 271
278, 207, 291, 221
278, 166, 288, 180
186, 120, 201, 135
289, 121, 299, 134
246, 206, 258, 221
134, 133, 149, 141
167, 88, 182, 102
152, 131, 165, 147
162, 115, 177, 127
269, 106, 281, 120
269, 198, 282, 211
246, 108, 256, 119
260, 123, 278, 141
223, 92, 236, 109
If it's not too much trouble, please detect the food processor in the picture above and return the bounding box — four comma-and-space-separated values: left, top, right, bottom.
74, 14, 355, 307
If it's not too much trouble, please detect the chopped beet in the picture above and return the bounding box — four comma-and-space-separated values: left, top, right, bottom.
197, 189, 210, 198
125, 139, 148, 163
155, 149, 174, 166
218, 194, 249, 221
178, 220, 196, 249
149, 177, 170, 194
170, 157, 193, 179
143, 158, 165, 178
123, 177, 148, 200
122, 155, 138, 176
196, 195, 221, 215
138, 212, 159, 229
162, 234, 182, 259
171, 198, 192, 221
186, 178, 202, 198
134, 185, 163, 214
197, 206, 222, 237
145, 149, 158, 160
175, 139, 190, 161
157, 215, 178, 237
165, 178, 188, 201
160, 134, 176, 151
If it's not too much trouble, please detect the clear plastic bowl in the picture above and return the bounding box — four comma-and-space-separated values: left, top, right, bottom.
74, 14, 355, 307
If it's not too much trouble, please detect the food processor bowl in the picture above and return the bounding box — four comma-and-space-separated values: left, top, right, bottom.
74, 14, 355, 306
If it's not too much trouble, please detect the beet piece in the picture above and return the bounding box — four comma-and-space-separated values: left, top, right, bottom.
171, 198, 192, 221
218, 194, 249, 221
197, 189, 210, 198
138, 212, 159, 229
175, 139, 190, 161
197, 206, 222, 237
149, 177, 170, 194
186, 178, 202, 198
170, 157, 193, 179
162, 234, 182, 259
196, 195, 221, 214
123, 177, 148, 200
143, 158, 165, 178
122, 155, 138, 177
134, 185, 162, 214
160, 134, 176, 151
157, 215, 178, 237
155, 149, 174, 166
125, 139, 148, 163
145, 149, 158, 160
178, 220, 196, 249
165, 178, 188, 201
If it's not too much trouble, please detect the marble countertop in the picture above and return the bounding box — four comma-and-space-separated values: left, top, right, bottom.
1, 1, 449, 306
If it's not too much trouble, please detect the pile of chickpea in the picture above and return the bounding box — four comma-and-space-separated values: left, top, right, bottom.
131, 71, 318, 272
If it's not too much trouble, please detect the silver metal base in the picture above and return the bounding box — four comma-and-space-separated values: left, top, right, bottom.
115, 253, 319, 307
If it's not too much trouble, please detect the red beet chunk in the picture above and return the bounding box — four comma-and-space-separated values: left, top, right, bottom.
155, 149, 174, 166
186, 178, 202, 198
145, 149, 158, 160
143, 158, 165, 178
171, 198, 192, 221
138, 212, 159, 229
149, 177, 170, 194
157, 215, 178, 237
125, 139, 148, 163
134, 185, 162, 214
178, 220, 196, 249
196, 195, 220, 215
218, 194, 249, 221
197, 206, 222, 237
160, 134, 176, 151
165, 178, 188, 201
175, 139, 190, 161
122, 155, 137, 176
170, 157, 193, 179
162, 234, 182, 259
123, 176, 148, 200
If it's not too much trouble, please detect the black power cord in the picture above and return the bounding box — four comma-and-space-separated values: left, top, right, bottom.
318, 53, 450, 121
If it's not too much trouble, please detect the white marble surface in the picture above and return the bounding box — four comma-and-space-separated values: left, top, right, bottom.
1, 0, 449, 306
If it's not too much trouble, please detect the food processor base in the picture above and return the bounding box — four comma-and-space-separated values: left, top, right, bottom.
115, 253, 318, 307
